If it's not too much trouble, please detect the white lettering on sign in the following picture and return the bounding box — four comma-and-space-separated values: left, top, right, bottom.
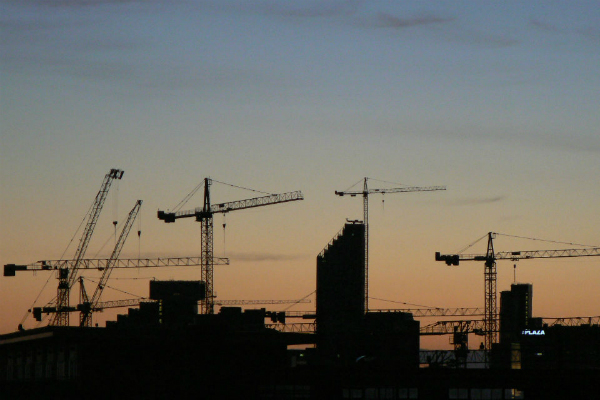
521, 329, 545, 336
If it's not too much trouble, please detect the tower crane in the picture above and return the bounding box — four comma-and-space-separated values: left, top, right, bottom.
79, 199, 142, 326
53, 168, 124, 326
335, 177, 446, 311
435, 232, 600, 351
158, 178, 304, 314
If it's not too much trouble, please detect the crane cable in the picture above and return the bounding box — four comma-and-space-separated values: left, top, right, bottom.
222, 214, 227, 257
368, 178, 411, 187
137, 210, 142, 260
21, 197, 98, 326
456, 233, 489, 255
84, 277, 146, 299
113, 179, 119, 246
283, 290, 316, 311
494, 232, 598, 248
212, 179, 272, 195
172, 178, 275, 214
172, 180, 205, 212
19, 271, 56, 326
341, 178, 365, 192
369, 296, 444, 309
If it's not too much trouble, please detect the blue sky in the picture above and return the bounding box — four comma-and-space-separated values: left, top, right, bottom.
1, 1, 599, 344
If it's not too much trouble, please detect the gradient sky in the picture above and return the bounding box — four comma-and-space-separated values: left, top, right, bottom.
1, 1, 599, 349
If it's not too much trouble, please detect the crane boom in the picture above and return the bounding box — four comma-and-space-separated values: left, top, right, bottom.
52, 168, 124, 326
215, 299, 311, 306
420, 316, 600, 335
336, 177, 446, 312
80, 200, 142, 326
157, 191, 303, 222
4, 257, 228, 276
437, 247, 600, 265
335, 185, 446, 196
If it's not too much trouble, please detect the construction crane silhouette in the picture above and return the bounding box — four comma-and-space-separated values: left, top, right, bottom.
4, 256, 229, 276
335, 177, 446, 312
23, 255, 227, 325
51, 168, 124, 326
435, 232, 600, 352
158, 178, 304, 314
78, 200, 142, 326
32, 298, 310, 324
20, 200, 141, 327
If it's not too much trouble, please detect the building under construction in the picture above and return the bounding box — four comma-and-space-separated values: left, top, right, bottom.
316, 221, 419, 368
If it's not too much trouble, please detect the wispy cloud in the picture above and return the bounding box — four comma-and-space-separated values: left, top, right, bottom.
530, 18, 561, 33
530, 17, 600, 43
13, 0, 145, 7
229, 252, 308, 262
353, 11, 516, 48
576, 27, 600, 42
374, 12, 454, 29
444, 28, 519, 48
264, 1, 361, 19
449, 195, 507, 206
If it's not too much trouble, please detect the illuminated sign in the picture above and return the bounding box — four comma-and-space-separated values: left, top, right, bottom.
521, 329, 545, 336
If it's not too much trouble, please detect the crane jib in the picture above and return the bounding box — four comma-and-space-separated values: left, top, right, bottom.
436, 248, 600, 265
157, 191, 304, 222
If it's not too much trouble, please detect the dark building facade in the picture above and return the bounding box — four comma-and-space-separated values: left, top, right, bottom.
316, 222, 365, 359
316, 222, 419, 368
499, 283, 534, 345
495, 282, 600, 371
149, 280, 205, 326
0, 309, 291, 399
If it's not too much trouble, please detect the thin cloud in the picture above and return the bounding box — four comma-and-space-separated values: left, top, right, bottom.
530, 18, 600, 43
449, 196, 507, 206
374, 12, 454, 29
356, 12, 516, 48
530, 18, 561, 33
447, 29, 519, 48
16, 0, 145, 7
229, 252, 308, 262
265, 1, 361, 19
576, 27, 600, 42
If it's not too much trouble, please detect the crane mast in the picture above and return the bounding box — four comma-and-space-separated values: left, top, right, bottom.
52, 168, 124, 326
335, 177, 446, 312
158, 178, 304, 314
80, 200, 142, 327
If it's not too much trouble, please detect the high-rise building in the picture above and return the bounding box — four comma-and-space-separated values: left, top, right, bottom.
316, 222, 365, 359
500, 283, 533, 345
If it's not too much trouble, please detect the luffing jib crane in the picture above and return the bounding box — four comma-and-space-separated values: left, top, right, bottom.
79, 199, 142, 326
335, 177, 446, 312
52, 168, 124, 326
158, 177, 304, 314
435, 232, 600, 352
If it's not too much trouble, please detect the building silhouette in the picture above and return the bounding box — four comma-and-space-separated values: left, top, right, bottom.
1, 226, 599, 398
316, 221, 419, 368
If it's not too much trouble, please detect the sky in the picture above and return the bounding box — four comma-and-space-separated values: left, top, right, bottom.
1, 0, 599, 349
